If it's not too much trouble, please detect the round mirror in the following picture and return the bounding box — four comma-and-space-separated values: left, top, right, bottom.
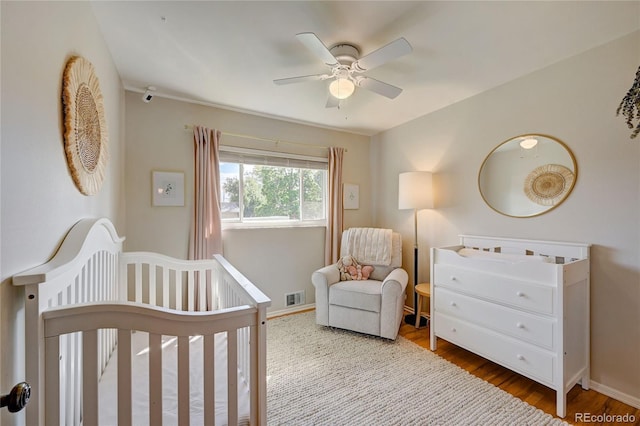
478, 134, 577, 217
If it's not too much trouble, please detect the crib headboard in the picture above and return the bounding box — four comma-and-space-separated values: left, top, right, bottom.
459, 234, 590, 264
13, 218, 124, 425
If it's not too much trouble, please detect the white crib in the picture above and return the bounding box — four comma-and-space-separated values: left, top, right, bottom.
12, 218, 271, 425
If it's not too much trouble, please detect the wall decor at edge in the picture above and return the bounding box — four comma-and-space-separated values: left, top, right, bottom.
61, 55, 109, 196
152, 171, 185, 206
344, 183, 359, 210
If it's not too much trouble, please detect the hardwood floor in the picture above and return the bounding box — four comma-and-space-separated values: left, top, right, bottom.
399, 318, 640, 426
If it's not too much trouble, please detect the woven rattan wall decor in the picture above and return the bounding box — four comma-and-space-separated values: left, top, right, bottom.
62, 56, 108, 195
523, 164, 574, 206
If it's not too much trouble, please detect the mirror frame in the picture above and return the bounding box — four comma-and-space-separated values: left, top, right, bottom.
478, 133, 578, 218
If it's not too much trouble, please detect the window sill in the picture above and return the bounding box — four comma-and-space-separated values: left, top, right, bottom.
222, 221, 326, 231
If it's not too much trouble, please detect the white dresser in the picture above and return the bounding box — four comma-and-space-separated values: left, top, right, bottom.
430, 235, 590, 418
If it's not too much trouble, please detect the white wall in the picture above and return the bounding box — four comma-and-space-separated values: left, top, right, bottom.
223, 227, 325, 311
124, 93, 371, 312
0, 2, 125, 424
371, 31, 640, 406
2, 1, 636, 421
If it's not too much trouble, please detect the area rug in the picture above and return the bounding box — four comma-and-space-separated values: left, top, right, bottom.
266, 312, 568, 426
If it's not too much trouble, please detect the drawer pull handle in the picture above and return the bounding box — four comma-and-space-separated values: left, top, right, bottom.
517, 354, 525, 361
451, 327, 457, 332
450, 276, 457, 281
450, 302, 457, 307
516, 322, 524, 329
516, 291, 525, 297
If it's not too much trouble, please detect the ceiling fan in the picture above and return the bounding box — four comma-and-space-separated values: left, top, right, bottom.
274, 32, 412, 108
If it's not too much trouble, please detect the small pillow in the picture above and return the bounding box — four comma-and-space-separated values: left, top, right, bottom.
369, 265, 394, 281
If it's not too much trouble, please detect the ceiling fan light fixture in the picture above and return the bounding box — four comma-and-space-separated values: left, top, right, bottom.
329, 78, 355, 99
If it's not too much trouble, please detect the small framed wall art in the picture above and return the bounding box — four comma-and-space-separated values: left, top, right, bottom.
152, 171, 185, 206
343, 183, 359, 210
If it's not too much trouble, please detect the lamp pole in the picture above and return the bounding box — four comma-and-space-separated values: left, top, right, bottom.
404, 207, 427, 326
398, 171, 433, 328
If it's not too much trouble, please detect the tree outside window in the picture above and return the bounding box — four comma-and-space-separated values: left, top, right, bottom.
220, 162, 326, 224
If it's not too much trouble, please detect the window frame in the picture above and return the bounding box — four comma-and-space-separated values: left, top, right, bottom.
219, 146, 328, 229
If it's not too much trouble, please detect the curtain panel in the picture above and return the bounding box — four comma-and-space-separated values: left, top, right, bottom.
325, 147, 344, 265
189, 126, 223, 259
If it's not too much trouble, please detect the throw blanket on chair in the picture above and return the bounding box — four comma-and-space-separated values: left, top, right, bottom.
345, 228, 393, 266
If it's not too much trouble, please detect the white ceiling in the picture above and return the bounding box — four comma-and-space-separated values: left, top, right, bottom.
91, 1, 640, 136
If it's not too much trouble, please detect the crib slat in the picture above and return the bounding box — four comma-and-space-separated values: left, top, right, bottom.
61, 330, 70, 424
118, 329, 133, 426
175, 270, 183, 310
250, 324, 259, 425
44, 336, 60, 426
71, 333, 81, 425
119, 254, 128, 301
97, 252, 104, 302
66, 284, 79, 425
162, 267, 170, 308
228, 330, 239, 425
149, 333, 163, 425
135, 263, 142, 303
187, 270, 195, 311
204, 334, 215, 426
149, 264, 157, 305
211, 267, 219, 310
82, 330, 99, 426
177, 335, 190, 425
199, 269, 207, 311
84, 262, 91, 302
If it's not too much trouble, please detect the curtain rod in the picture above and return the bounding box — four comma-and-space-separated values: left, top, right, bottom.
183, 124, 346, 152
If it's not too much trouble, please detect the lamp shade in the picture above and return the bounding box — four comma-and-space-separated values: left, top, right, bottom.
398, 171, 433, 209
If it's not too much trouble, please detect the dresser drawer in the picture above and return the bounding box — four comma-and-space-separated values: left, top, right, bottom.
435, 312, 555, 385
434, 288, 556, 349
434, 264, 555, 315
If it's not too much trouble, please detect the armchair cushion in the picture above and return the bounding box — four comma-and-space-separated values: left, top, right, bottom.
368, 264, 395, 282
329, 280, 382, 312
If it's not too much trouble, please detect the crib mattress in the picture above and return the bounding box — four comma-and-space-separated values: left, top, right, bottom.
98, 331, 250, 426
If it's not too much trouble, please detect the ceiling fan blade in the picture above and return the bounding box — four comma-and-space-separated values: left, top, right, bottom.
273, 74, 330, 85
355, 76, 403, 99
325, 94, 340, 108
352, 37, 412, 72
296, 32, 339, 67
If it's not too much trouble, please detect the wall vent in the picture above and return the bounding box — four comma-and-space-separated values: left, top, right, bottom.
285, 290, 305, 307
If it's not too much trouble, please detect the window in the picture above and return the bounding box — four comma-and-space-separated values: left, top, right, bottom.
219, 147, 327, 226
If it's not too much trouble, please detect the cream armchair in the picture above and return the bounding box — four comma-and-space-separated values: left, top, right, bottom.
312, 228, 408, 340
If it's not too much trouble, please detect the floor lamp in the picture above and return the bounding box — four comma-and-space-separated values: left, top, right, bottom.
398, 171, 433, 327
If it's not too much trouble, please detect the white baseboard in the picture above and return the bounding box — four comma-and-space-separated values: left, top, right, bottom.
267, 303, 315, 319
590, 381, 640, 410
